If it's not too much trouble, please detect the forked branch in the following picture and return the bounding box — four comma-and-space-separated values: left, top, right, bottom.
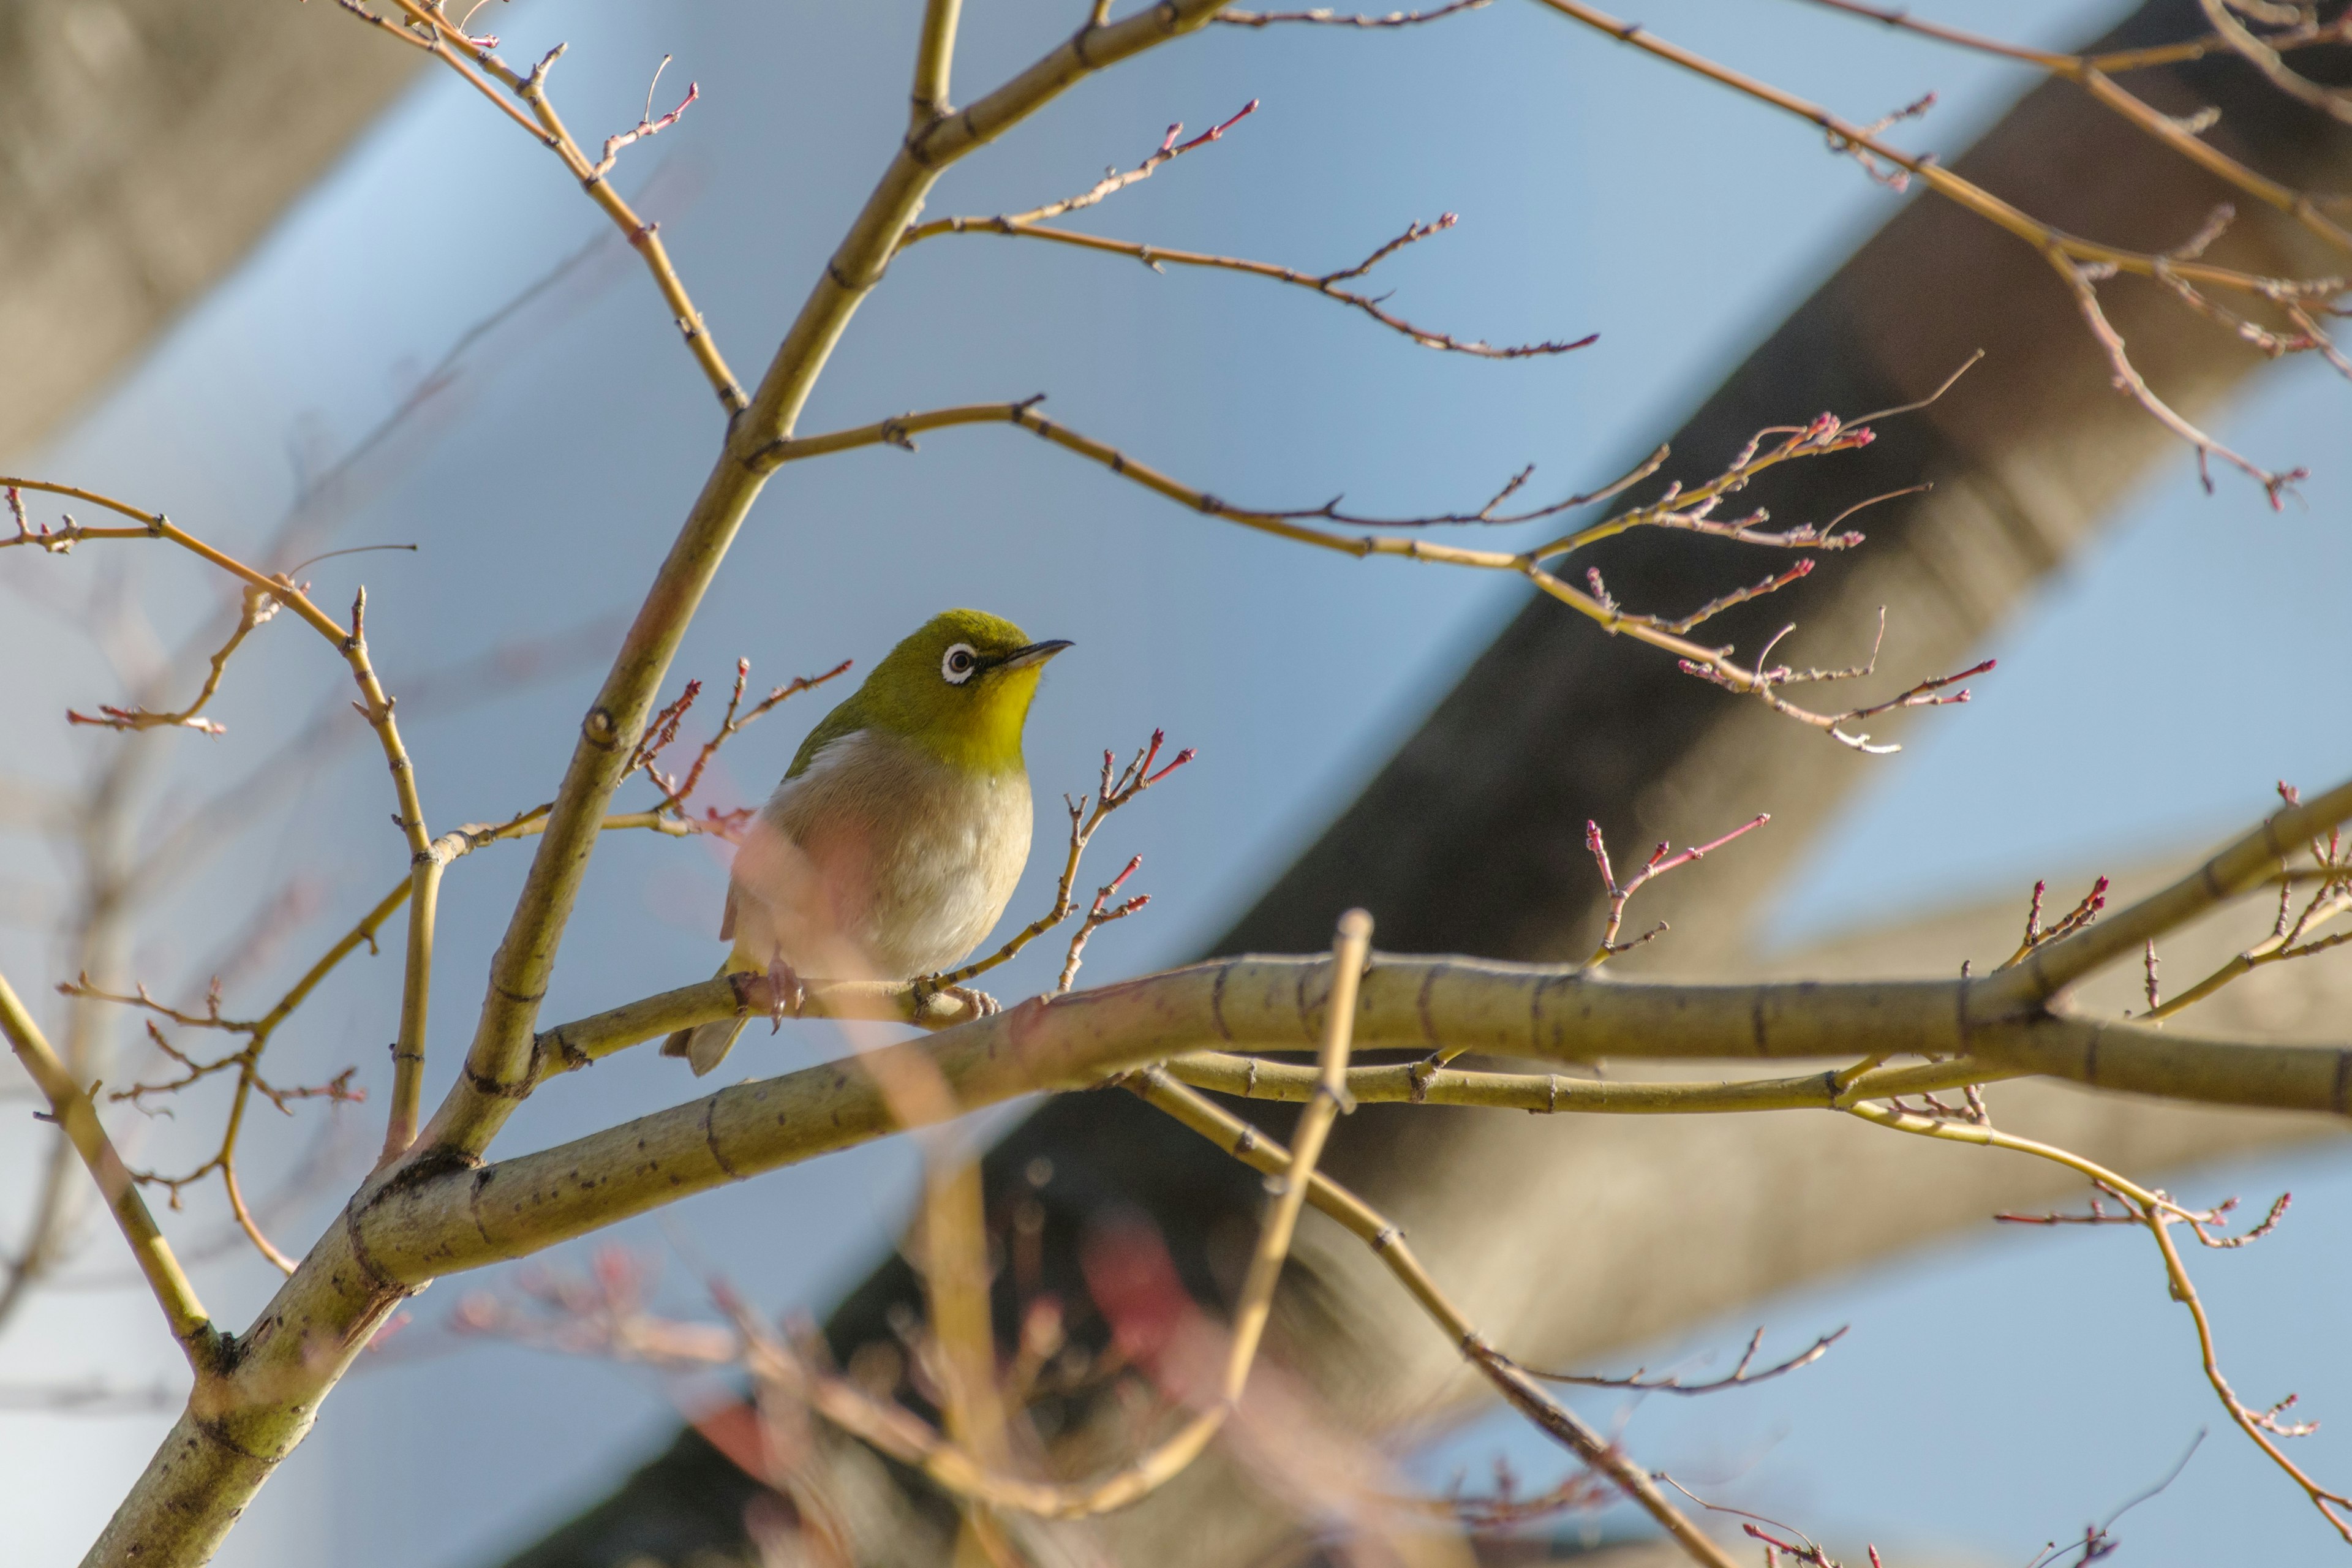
902, 107, 1593, 360
938, 729, 1194, 987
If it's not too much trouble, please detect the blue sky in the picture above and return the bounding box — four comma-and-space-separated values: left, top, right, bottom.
3, 1, 2348, 1563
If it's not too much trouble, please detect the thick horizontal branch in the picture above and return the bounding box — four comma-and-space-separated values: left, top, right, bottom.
358, 945, 2351, 1283
1161, 1049, 2015, 1112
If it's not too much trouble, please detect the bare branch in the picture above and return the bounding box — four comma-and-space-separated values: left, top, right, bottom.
1505, 1325, 1848, 1394
1533, 0, 2346, 494
1214, 0, 1490, 26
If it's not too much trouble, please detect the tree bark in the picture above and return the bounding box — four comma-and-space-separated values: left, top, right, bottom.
491, 6, 2352, 1564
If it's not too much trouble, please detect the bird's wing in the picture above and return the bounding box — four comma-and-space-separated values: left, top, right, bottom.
785, 703, 867, 781
718, 881, 737, 943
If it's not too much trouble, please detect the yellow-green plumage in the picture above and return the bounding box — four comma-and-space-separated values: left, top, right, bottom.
662, 610, 1068, 1074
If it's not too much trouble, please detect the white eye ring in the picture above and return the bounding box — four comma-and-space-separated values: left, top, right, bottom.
941, 643, 979, 685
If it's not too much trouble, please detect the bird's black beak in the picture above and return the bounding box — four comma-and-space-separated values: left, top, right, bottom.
997, 639, 1072, 671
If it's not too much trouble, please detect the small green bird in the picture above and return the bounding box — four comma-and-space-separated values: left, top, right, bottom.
663, 609, 1070, 1075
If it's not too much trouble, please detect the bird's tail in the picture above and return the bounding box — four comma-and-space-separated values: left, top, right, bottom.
661, 962, 749, 1077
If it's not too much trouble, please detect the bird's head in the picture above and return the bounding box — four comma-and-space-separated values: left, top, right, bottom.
850, 609, 1070, 774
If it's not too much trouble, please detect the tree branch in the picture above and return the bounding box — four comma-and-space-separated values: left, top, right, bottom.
1531, 0, 2345, 497
1986, 772, 2352, 1008
910, 0, 964, 126
1796, 0, 2352, 259
413, 0, 1239, 1166
1122, 1066, 1743, 1567
758, 394, 1986, 753
0, 973, 216, 1369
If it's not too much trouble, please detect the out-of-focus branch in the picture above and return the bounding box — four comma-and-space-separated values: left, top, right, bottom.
1213, 1, 1491, 25
2046, 240, 2302, 496
2198, 0, 2352, 127
1509, 1325, 1847, 1395
1123, 1066, 1741, 1568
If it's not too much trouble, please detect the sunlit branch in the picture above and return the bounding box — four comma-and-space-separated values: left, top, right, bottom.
66, 585, 279, 736
410, 0, 1238, 1171
1214, 0, 1491, 25
916, 100, 1260, 235
1531, 0, 2345, 494
1163, 1049, 2019, 1113
1850, 1099, 2352, 1538
906, 203, 1595, 359
1583, 813, 1771, 965
910, 0, 963, 126
1798, 0, 2352, 259
1124, 1065, 1742, 1568
938, 728, 1193, 987
2048, 246, 2307, 503
1508, 1325, 1847, 1395
0, 974, 215, 1368
344, 0, 747, 412
1987, 772, 2352, 1008
757, 398, 1982, 752
2144, 791, 2352, 1020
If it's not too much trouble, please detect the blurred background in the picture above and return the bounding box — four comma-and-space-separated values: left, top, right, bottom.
2, 1, 2349, 1564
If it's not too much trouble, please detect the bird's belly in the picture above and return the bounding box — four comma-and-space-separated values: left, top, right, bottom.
861, 779, 1030, 976
747, 736, 1031, 982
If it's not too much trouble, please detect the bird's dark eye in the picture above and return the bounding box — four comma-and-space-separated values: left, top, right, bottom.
941, 644, 979, 685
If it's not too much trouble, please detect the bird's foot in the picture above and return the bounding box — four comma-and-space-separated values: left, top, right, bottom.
766, 954, 806, 1032
910, 976, 1000, 1020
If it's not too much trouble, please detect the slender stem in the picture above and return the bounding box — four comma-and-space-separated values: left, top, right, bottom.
418, 0, 1238, 1163
700, 912, 1374, 1522
340, 587, 441, 1164
763, 398, 1980, 749
910, 0, 965, 125
900, 217, 1591, 358
1849, 1099, 2352, 1538
1796, 0, 2352, 257
1165, 1050, 2019, 1113
1532, 1, 2337, 301
1126, 1066, 1741, 1568
0, 972, 214, 1365
1987, 774, 2352, 1008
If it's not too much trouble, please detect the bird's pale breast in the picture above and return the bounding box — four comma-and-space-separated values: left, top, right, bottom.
737, 728, 1031, 980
